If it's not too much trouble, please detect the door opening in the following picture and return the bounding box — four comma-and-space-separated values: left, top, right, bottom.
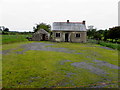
42, 34, 46, 41
65, 33, 69, 42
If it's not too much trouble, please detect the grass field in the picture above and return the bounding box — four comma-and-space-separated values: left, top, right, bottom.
1, 41, 119, 88
1, 35, 31, 44
88, 39, 119, 50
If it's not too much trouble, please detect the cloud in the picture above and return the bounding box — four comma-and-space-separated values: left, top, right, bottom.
1, 0, 118, 31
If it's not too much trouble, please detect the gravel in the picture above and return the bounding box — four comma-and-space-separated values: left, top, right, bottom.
81, 45, 114, 50
99, 47, 114, 50
14, 42, 76, 54
93, 60, 120, 69
60, 60, 72, 65
89, 83, 118, 88
0, 50, 10, 55
71, 62, 108, 75
66, 72, 75, 77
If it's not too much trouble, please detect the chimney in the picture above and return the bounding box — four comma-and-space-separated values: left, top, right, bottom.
67, 20, 69, 23
82, 20, 85, 24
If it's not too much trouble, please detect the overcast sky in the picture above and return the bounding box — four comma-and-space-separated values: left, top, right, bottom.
0, 0, 119, 32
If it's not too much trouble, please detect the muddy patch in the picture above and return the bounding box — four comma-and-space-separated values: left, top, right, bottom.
99, 46, 114, 50
66, 72, 76, 77
1, 42, 83, 55
60, 60, 72, 65
81, 45, 114, 50
0, 50, 11, 55
57, 79, 75, 86
89, 82, 118, 88
93, 60, 120, 69
71, 62, 108, 76
15, 42, 78, 54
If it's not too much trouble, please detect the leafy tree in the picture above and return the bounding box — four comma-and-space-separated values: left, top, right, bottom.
87, 29, 96, 39
0, 26, 9, 32
108, 26, 120, 42
97, 30, 104, 35
0, 26, 5, 31
3, 28, 9, 32
33, 23, 51, 33
93, 31, 102, 40
103, 29, 109, 41
0, 26, 9, 34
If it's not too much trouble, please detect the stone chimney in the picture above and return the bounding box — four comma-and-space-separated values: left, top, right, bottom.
67, 20, 69, 23
82, 20, 85, 24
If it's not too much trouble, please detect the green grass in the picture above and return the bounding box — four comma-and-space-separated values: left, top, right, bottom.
2, 41, 119, 88
99, 41, 119, 50
88, 39, 119, 50
0, 58, 2, 88
1, 35, 31, 44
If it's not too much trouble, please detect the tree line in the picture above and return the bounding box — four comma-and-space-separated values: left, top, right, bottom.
0, 26, 33, 35
0, 23, 51, 35
87, 26, 120, 43
1, 23, 120, 44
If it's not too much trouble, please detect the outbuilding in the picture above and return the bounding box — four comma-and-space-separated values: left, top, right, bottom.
31, 29, 50, 41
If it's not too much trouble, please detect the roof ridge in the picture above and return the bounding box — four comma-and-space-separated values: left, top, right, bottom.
54, 22, 83, 24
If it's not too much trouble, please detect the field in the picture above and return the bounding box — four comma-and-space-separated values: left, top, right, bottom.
1, 40, 119, 88
1, 35, 31, 44
88, 39, 119, 50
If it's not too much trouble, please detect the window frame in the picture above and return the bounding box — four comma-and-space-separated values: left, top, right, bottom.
55, 32, 61, 37
75, 33, 80, 38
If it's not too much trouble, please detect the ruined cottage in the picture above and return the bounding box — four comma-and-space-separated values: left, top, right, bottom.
52, 20, 87, 43
31, 29, 50, 41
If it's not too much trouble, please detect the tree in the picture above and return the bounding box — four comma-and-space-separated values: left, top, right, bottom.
93, 31, 102, 40
0, 26, 5, 31
103, 29, 109, 41
33, 23, 51, 33
3, 28, 9, 32
0, 26, 9, 32
87, 29, 96, 39
108, 26, 120, 42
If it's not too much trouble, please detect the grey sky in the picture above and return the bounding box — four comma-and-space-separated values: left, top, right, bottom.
0, 0, 119, 32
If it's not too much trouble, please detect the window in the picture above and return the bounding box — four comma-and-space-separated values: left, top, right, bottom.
56, 33, 60, 37
75, 33, 80, 38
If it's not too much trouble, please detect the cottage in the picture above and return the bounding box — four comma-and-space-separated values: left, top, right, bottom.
52, 20, 87, 43
31, 29, 50, 41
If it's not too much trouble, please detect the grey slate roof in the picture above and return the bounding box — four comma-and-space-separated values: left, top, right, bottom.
52, 22, 86, 31
35, 29, 49, 34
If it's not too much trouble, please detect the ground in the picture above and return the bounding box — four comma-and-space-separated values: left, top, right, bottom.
1, 41, 119, 88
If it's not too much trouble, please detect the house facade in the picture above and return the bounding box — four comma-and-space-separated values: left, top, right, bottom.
52, 20, 87, 43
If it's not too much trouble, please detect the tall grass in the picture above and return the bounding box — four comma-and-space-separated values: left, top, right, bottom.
99, 41, 119, 50
1, 35, 31, 44
87, 39, 119, 50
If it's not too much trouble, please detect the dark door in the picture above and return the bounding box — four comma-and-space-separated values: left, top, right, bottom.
65, 33, 69, 42
42, 34, 46, 41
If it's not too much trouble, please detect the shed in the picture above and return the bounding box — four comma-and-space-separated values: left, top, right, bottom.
31, 29, 50, 41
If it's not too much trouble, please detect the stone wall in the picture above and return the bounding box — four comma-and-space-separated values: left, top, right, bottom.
52, 31, 87, 43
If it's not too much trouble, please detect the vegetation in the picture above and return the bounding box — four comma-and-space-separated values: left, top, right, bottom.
33, 23, 51, 33
1, 24, 119, 88
99, 41, 119, 50
87, 26, 120, 43
2, 41, 119, 88
0, 26, 9, 32
1, 35, 32, 44
88, 39, 119, 50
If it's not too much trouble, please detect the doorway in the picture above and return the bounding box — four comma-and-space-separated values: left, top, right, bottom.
65, 33, 69, 42
42, 34, 46, 41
